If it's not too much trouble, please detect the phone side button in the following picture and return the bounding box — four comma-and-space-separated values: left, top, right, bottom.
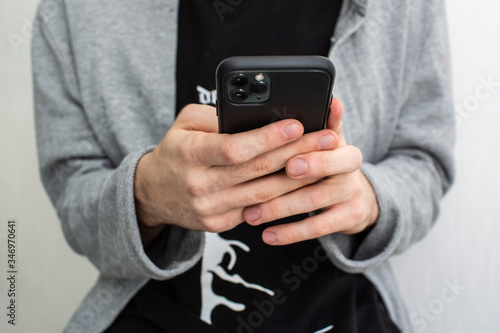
216, 101, 218, 116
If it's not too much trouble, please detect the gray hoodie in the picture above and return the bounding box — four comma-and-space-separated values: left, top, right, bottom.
32, 0, 455, 332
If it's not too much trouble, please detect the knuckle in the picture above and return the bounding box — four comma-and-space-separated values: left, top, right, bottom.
268, 199, 282, 219
344, 225, 365, 235
249, 156, 272, 177
283, 225, 297, 243
336, 184, 351, 202
297, 132, 319, 154
180, 103, 196, 113
254, 186, 275, 203
220, 141, 244, 164
191, 197, 212, 217
178, 139, 192, 161
312, 219, 332, 237
200, 217, 219, 232
202, 215, 237, 233
351, 202, 366, 222
185, 172, 207, 197
260, 129, 277, 151
178, 134, 201, 162
200, 217, 223, 233
308, 189, 329, 209
293, 136, 308, 154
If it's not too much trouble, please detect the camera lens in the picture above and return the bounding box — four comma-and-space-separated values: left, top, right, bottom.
231, 74, 248, 87
230, 89, 248, 102
250, 81, 268, 94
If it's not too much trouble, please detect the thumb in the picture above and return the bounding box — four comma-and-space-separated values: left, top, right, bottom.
327, 97, 347, 145
174, 104, 218, 133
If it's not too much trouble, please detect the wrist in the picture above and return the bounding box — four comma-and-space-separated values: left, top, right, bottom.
134, 152, 166, 246
361, 171, 379, 227
138, 220, 166, 248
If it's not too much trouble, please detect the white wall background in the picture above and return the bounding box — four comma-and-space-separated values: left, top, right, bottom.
0, 1, 498, 332
390, 2, 500, 332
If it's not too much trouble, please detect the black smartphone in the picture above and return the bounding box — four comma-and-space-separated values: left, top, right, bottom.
216, 56, 335, 134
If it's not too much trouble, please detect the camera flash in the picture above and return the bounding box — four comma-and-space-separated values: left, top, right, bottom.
255, 74, 265, 81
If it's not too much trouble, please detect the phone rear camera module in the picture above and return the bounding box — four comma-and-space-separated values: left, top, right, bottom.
225, 71, 271, 104
230, 89, 249, 102
250, 81, 268, 95
230, 74, 249, 87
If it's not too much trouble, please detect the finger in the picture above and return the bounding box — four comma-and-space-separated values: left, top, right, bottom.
174, 104, 219, 133
327, 98, 343, 133
260, 202, 360, 245
189, 119, 305, 166
286, 145, 362, 180
201, 172, 319, 216
244, 176, 354, 225
198, 208, 247, 233
327, 98, 346, 145
208, 129, 338, 190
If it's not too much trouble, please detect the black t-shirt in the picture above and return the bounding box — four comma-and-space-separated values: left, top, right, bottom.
107, 2, 401, 333
175, 0, 343, 113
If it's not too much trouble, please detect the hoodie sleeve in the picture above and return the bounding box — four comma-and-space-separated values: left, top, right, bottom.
320, 0, 455, 273
32, 6, 204, 279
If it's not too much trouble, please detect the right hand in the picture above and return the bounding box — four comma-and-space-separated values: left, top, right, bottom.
134, 104, 339, 243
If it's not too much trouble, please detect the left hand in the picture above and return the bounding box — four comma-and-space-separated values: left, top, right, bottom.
243, 98, 379, 245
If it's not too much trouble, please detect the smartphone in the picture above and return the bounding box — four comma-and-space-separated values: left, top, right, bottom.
216, 56, 335, 134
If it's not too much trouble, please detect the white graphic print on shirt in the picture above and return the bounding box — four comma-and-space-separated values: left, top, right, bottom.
197, 85, 217, 105
200, 232, 274, 324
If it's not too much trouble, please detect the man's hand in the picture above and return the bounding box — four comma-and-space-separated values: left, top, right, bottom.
134, 104, 340, 246
243, 98, 380, 245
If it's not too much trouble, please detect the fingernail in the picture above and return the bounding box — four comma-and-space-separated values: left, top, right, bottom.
263, 231, 277, 244
319, 134, 336, 150
245, 206, 261, 223
283, 123, 302, 140
288, 158, 308, 177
